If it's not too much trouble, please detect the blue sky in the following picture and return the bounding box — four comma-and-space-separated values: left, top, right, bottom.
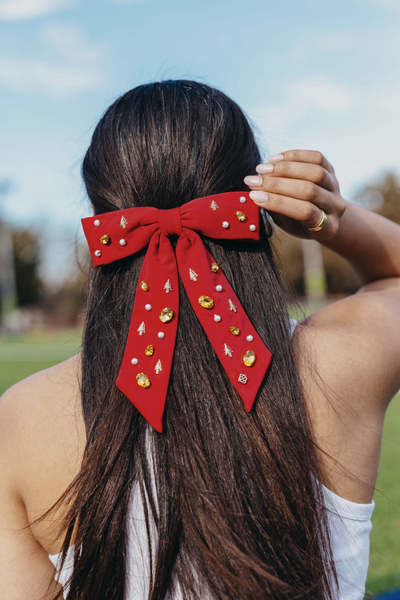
1, 0, 399, 283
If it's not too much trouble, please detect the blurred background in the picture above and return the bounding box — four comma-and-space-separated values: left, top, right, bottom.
0, 0, 399, 596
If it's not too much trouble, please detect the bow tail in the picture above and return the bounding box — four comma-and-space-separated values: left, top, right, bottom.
116, 231, 180, 433
176, 229, 272, 412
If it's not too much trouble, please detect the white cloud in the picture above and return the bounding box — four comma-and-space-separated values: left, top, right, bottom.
0, 24, 106, 97
0, 56, 103, 96
290, 79, 355, 113
316, 32, 356, 53
0, 0, 73, 21
248, 78, 355, 140
40, 23, 101, 62
369, 0, 400, 10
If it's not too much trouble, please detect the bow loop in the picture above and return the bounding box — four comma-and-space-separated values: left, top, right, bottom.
82, 192, 272, 432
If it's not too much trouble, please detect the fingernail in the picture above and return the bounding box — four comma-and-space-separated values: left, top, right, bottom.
257, 163, 274, 174
244, 176, 262, 187
249, 191, 268, 203
267, 154, 284, 163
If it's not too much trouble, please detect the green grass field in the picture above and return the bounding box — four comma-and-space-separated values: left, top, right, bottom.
0, 328, 399, 596
0, 329, 82, 395
367, 396, 400, 596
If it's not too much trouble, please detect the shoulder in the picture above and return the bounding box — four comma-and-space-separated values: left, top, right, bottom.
0, 355, 86, 552
293, 278, 400, 502
296, 277, 400, 414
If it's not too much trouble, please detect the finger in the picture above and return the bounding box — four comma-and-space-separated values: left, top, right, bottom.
267, 150, 335, 175
244, 176, 333, 211
256, 160, 334, 192
249, 190, 326, 229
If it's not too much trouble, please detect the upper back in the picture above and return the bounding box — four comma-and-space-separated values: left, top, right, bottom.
1, 277, 400, 555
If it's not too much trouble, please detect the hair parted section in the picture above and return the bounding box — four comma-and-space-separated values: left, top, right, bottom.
43, 80, 336, 600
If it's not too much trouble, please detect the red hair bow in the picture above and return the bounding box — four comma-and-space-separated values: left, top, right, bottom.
82, 192, 272, 432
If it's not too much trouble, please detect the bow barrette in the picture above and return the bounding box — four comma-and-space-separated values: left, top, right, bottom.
82, 192, 273, 432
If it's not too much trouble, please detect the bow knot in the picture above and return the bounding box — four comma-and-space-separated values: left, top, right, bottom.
158, 206, 182, 237
82, 192, 272, 432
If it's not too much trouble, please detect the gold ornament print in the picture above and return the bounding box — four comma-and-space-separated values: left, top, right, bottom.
100, 234, 110, 245
243, 350, 256, 367
159, 307, 174, 323
136, 373, 151, 388
198, 296, 214, 309
145, 345, 154, 356
229, 326, 240, 336
140, 280, 150, 291
210, 263, 219, 273
236, 211, 246, 222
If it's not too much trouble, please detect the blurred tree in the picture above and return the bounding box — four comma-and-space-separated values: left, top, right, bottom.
41, 269, 86, 327
356, 171, 400, 224
273, 170, 400, 298
0, 180, 18, 324
321, 245, 361, 294
12, 228, 43, 306
272, 228, 305, 297
273, 220, 361, 297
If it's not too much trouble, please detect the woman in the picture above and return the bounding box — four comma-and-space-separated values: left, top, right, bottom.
0, 80, 399, 600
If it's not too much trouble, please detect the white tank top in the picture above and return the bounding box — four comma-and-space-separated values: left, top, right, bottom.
49, 320, 375, 599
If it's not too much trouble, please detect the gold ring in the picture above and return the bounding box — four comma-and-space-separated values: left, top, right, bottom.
305, 209, 327, 232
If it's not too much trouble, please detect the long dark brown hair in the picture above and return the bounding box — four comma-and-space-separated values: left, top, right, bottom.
46, 80, 337, 599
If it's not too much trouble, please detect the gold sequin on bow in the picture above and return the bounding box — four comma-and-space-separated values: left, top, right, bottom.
140, 280, 150, 291
198, 296, 214, 309
229, 326, 240, 336
136, 373, 151, 388
159, 307, 174, 323
145, 345, 154, 356
100, 234, 110, 245
243, 350, 256, 367
210, 263, 219, 273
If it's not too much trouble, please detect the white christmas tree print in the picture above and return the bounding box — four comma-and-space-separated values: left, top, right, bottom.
228, 299, 237, 313
164, 279, 173, 293
154, 360, 162, 374
137, 321, 146, 335
120, 216, 128, 229
189, 268, 198, 281
210, 200, 219, 211
224, 343, 233, 357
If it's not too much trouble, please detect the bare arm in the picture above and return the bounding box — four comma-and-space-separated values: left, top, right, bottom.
0, 389, 63, 599
244, 150, 400, 502
320, 200, 400, 284
0, 358, 84, 598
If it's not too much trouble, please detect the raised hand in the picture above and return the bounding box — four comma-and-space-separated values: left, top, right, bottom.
244, 150, 346, 240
